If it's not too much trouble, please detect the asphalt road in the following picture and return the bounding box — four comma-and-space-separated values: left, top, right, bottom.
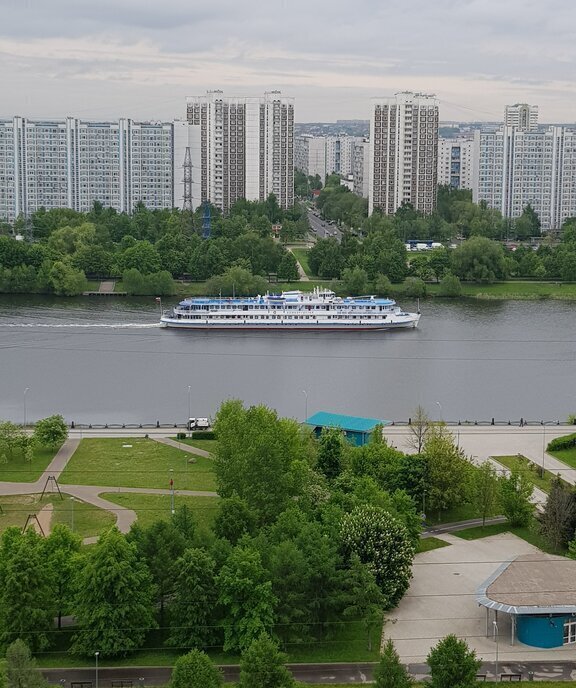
307, 210, 342, 241
41, 659, 576, 685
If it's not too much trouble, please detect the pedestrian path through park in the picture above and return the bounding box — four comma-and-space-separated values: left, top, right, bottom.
0, 437, 218, 542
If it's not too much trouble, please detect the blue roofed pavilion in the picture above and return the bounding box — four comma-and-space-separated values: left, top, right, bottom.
305, 411, 390, 446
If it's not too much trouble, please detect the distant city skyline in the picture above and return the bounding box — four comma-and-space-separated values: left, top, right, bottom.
2, 0, 576, 123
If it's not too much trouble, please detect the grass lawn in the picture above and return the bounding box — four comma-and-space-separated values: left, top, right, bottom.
59, 438, 217, 491
290, 248, 313, 277
0, 493, 115, 538
38, 619, 378, 668
0, 444, 60, 482
417, 537, 451, 553
426, 280, 576, 301
426, 502, 493, 526
492, 454, 567, 492
101, 492, 220, 531
173, 438, 218, 455
453, 519, 565, 555
549, 446, 576, 469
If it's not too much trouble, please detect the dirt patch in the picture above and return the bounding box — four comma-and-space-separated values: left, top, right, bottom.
33, 503, 53, 536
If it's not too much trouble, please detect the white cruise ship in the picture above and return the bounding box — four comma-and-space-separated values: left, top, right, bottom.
160, 288, 420, 331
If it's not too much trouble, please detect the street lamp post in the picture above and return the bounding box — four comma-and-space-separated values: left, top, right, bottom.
302, 390, 308, 422
436, 400, 443, 423
169, 469, 175, 515
23, 387, 30, 432
95, 651, 99, 688
493, 620, 499, 682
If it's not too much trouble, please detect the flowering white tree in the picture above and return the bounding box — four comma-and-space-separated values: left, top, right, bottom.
340, 505, 415, 608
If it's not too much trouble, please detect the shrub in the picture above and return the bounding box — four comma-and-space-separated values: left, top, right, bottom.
191, 430, 216, 440
401, 277, 427, 298
547, 433, 576, 452
176, 432, 187, 440
438, 273, 462, 297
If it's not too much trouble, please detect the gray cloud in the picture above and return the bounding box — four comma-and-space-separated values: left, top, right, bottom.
1, 0, 576, 121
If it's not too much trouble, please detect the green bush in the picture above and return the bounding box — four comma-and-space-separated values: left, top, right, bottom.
191, 431, 216, 440
547, 433, 576, 452
176, 432, 187, 440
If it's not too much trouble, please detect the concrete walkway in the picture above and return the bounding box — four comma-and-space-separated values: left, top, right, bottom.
286, 246, 310, 281
98, 280, 116, 293
153, 436, 213, 458
0, 438, 217, 540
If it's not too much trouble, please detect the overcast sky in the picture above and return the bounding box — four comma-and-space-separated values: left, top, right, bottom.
1, 0, 575, 123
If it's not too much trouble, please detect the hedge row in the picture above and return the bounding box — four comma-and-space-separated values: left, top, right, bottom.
547, 433, 576, 452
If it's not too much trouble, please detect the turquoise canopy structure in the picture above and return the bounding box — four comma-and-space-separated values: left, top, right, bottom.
305, 411, 391, 446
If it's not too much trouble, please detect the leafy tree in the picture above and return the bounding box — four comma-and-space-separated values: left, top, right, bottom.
438, 273, 462, 297
402, 276, 427, 298
169, 649, 222, 688
214, 496, 257, 545
568, 532, 576, 560
451, 237, 507, 283
499, 469, 533, 527
268, 539, 311, 646
205, 266, 268, 297
33, 414, 68, 449
238, 634, 294, 688
127, 520, 187, 621
213, 400, 305, 524
340, 505, 415, 607
167, 548, 217, 649
71, 527, 157, 657
423, 425, 472, 516
374, 273, 392, 296
316, 428, 345, 480
343, 554, 385, 651
48, 261, 87, 295
5, 639, 47, 688
342, 266, 369, 295
472, 461, 500, 527
277, 253, 299, 282
119, 240, 162, 274
44, 524, 82, 629
428, 247, 451, 282
216, 546, 276, 652
407, 405, 431, 454
374, 638, 413, 688
170, 503, 197, 543
540, 476, 576, 551
0, 422, 27, 460
0, 529, 54, 651
427, 634, 481, 688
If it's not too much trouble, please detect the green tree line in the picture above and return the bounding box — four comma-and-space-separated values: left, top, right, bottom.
0, 196, 305, 296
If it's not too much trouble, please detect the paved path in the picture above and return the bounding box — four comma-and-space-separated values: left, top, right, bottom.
40, 659, 576, 685
0, 438, 217, 539
286, 246, 310, 281
98, 280, 116, 293
152, 436, 212, 458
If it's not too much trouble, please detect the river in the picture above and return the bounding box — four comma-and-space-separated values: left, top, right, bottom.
0, 294, 574, 425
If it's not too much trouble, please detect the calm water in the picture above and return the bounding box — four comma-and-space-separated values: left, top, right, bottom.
0, 294, 574, 425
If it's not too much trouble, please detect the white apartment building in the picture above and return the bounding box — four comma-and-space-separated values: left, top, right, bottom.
438, 137, 474, 189
325, 136, 363, 177
504, 103, 538, 131
369, 92, 439, 215
295, 135, 364, 181
0, 117, 183, 222
352, 139, 370, 198
473, 124, 576, 231
186, 91, 294, 212
294, 135, 327, 180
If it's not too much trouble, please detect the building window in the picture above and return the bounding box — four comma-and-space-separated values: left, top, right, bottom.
565, 620, 576, 645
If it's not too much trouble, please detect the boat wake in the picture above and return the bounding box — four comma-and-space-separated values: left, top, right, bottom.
0, 323, 160, 329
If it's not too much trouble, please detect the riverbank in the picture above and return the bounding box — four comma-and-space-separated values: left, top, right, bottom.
127, 278, 576, 301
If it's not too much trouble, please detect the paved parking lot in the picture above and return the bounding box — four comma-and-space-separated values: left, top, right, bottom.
385, 531, 573, 664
